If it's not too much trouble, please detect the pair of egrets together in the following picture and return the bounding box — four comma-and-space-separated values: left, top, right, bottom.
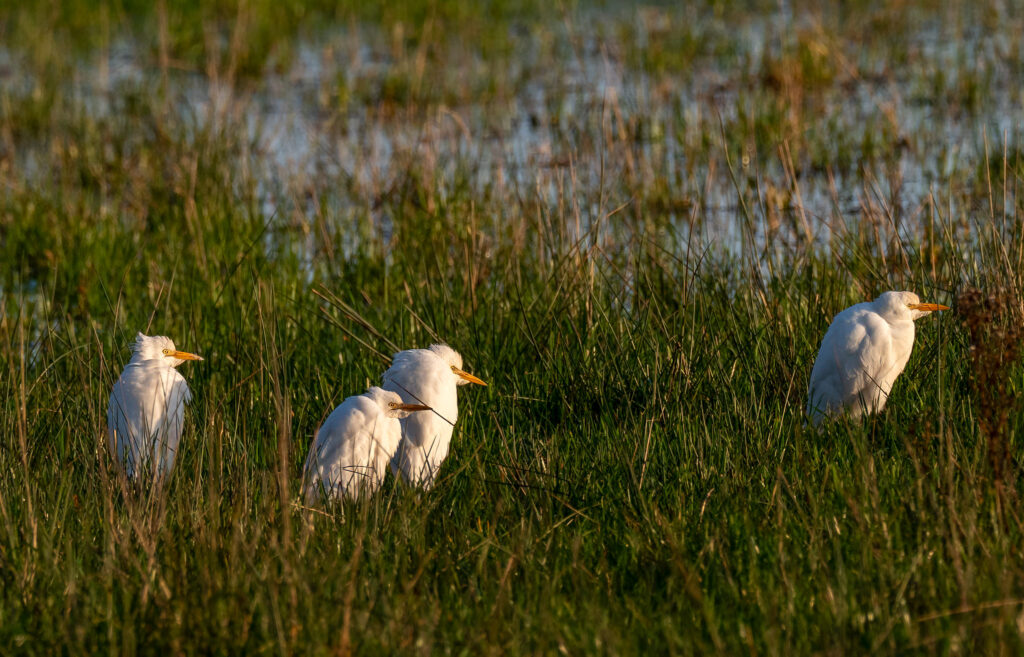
106, 290, 947, 502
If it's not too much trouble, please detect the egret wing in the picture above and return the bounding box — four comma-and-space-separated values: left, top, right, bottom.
304, 396, 393, 501
154, 373, 191, 477
808, 309, 894, 420
107, 365, 191, 479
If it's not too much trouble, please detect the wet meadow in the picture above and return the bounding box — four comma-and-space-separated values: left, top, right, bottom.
1, 1, 1023, 653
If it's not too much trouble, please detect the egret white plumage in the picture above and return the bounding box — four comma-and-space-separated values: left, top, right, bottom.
302, 387, 430, 503
383, 344, 487, 488
107, 333, 203, 480
806, 291, 949, 425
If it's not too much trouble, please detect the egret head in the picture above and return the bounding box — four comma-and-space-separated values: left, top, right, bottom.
131, 332, 204, 367
875, 291, 950, 322
428, 343, 487, 387
367, 387, 432, 418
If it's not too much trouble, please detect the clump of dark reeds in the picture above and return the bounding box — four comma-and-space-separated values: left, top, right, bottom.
957, 287, 1023, 482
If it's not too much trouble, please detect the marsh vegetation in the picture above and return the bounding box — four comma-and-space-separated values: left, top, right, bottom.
1, 1, 1023, 653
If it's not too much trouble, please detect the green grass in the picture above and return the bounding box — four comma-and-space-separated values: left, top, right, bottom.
2, 0, 1024, 654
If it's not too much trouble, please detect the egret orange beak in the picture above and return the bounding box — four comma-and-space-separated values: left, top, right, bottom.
168, 350, 204, 361
390, 402, 432, 412
907, 302, 950, 312
452, 367, 487, 386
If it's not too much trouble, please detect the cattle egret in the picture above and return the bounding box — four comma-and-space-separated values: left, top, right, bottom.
807, 291, 948, 425
302, 387, 430, 502
107, 333, 203, 480
383, 344, 486, 488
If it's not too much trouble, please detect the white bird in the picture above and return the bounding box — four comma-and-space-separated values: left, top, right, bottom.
806, 291, 948, 425
382, 344, 487, 488
107, 333, 203, 480
302, 387, 431, 503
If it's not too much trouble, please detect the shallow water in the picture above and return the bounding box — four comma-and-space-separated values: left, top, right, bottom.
2, 6, 1020, 273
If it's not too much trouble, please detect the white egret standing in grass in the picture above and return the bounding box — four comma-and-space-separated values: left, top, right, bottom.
107, 333, 203, 480
302, 387, 431, 503
383, 344, 487, 488
806, 291, 949, 425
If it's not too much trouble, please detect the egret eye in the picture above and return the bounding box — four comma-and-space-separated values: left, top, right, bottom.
162, 348, 172, 355
388, 402, 399, 409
